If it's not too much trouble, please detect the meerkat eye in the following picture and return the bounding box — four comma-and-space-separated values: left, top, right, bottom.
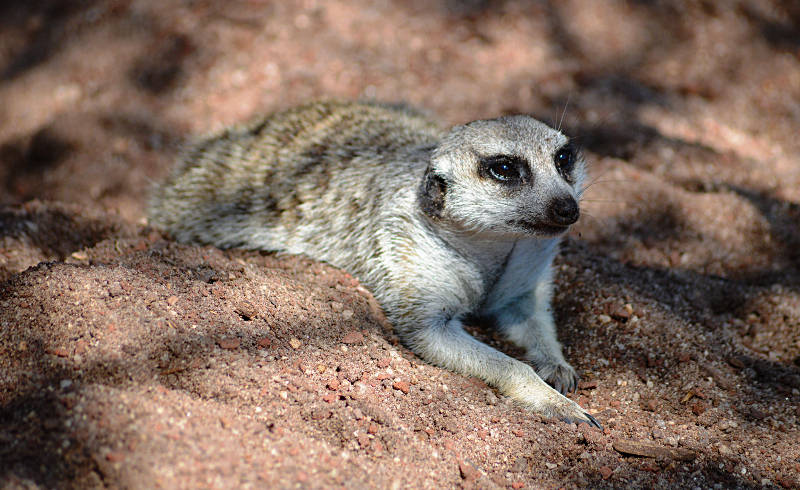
479, 155, 527, 184
489, 159, 515, 181
554, 143, 577, 179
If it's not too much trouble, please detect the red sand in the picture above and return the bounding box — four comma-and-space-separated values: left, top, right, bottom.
1, 1, 799, 488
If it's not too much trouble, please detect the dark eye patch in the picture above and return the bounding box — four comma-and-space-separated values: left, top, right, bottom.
554, 142, 578, 181
478, 155, 530, 185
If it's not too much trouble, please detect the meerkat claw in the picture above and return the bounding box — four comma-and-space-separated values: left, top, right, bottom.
561, 412, 602, 430
584, 412, 603, 430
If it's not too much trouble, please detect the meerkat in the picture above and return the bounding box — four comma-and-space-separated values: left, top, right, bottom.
149, 100, 600, 428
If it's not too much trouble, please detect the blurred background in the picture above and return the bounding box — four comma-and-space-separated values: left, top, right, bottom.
0, 0, 798, 277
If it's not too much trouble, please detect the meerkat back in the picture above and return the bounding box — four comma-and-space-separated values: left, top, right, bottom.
148, 100, 442, 254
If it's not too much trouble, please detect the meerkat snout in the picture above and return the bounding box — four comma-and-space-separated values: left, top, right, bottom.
546, 195, 580, 227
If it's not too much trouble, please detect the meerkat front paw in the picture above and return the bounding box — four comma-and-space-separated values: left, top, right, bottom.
547, 397, 602, 429
512, 377, 601, 429
532, 359, 579, 394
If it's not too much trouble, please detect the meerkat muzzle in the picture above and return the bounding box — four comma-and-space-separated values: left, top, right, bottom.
546, 195, 579, 227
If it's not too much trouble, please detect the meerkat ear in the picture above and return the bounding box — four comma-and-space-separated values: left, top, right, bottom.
418, 166, 447, 218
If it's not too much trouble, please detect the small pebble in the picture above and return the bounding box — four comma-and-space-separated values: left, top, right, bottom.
341, 331, 364, 344
613, 439, 696, 461
218, 337, 241, 350
392, 380, 410, 394
458, 460, 481, 481
610, 304, 631, 322
235, 302, 258, 320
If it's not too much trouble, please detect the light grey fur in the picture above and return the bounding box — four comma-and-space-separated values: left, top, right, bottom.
149, 100, 599, 427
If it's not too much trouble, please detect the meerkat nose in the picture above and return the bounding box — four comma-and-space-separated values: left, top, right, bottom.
547, 196, 580, 226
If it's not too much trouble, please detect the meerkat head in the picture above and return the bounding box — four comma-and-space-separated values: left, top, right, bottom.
418, 115, 586, 237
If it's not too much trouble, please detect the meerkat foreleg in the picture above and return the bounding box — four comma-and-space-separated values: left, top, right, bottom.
493, 300, 579, 394
491, 278, 579, 394
407, 318, 599, 427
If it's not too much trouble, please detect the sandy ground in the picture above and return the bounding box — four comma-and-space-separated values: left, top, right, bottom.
1, 0, 799, 488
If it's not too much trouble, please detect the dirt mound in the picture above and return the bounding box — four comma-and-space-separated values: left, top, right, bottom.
1, 1, 799, 488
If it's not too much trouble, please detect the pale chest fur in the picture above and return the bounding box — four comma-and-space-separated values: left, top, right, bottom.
480, 237, 559, 313
392, 226, 559, 323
